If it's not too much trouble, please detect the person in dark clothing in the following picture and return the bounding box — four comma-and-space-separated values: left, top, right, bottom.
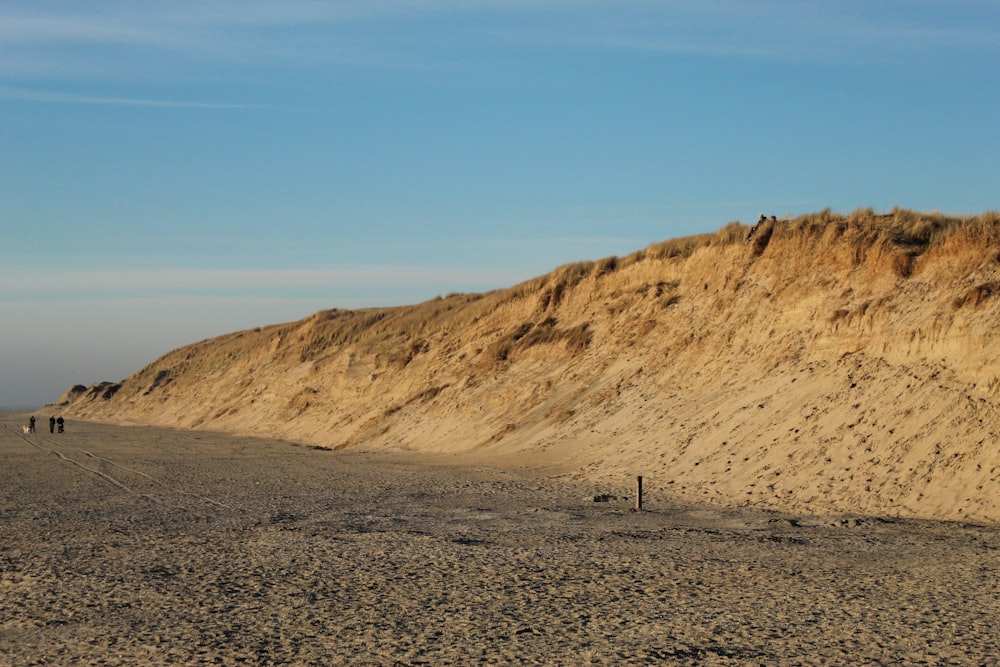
56, 416, 64, 433
49, 416, 56, 433
747, 214, 767, 242
28, 416, 36, 433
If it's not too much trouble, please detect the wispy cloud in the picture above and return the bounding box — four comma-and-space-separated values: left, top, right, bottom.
1, 266, 523, 302
2, 0, 995, 84
501, 2, 1000, 61
0, 11, 169, 46
0, 85, 258, 109
0, 0, 479, 80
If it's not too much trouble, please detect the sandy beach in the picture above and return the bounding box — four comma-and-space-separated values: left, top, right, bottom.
2, 412, 998, 665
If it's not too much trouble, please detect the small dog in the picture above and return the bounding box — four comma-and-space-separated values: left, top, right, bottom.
22, 425, 31, 434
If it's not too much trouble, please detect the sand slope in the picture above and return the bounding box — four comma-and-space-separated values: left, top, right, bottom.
56, 210, 1000, 523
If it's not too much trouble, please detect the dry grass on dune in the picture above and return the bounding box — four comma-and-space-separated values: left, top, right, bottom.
58, 209, 1000, 523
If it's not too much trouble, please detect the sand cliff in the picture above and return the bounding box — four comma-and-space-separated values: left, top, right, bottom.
58, 209, 1000, 523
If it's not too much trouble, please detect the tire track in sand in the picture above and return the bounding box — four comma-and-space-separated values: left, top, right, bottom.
4, 424, 231, 509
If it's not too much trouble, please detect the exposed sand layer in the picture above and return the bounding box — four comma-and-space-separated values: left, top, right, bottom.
58, 212, 1000, 524
3, 414, 998, 665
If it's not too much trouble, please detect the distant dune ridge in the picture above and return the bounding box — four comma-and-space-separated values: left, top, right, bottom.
58, 208, 1000, 523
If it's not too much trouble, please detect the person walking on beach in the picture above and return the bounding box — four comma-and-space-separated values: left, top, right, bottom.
49, 416, 56, 433
56, 416, 64, 433
28, 416, 36, 433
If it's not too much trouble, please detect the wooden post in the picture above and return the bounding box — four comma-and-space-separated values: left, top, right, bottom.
635, 475, 643, 512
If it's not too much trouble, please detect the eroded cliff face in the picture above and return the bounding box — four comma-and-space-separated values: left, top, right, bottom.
58, 211, 1000, 522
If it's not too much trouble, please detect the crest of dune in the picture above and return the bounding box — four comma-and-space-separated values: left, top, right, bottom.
59, 209, 1000, 523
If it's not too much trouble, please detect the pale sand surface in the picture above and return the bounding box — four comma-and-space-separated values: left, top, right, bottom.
2, 413, 998, 666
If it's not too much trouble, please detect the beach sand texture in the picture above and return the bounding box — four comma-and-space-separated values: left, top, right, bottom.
2, 416, 998, 665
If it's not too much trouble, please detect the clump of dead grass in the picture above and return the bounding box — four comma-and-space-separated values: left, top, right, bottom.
920, 211, 1000, 272
755, 208, 1000, 278
775, 208, 970, 248
953, 282, 1000, 310
490, 319, 592, 363
594, 256, 619, 277
645, 233, 715, 260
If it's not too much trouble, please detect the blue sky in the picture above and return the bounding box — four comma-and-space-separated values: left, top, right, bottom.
2, 1, 998, 408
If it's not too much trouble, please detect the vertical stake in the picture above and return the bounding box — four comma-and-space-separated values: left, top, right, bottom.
635, 475, 643, 512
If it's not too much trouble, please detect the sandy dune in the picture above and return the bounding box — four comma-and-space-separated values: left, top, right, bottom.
58, 211, 1000, 524
2, 413, 998, 665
